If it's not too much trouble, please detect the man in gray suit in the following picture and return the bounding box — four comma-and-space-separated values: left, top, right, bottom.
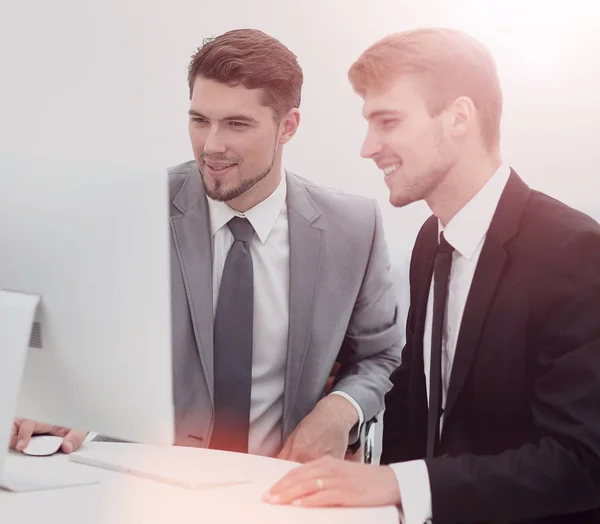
11, 28, 401, 462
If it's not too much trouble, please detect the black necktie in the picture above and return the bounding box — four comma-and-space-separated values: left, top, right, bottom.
426, 232, 454, 459
211, 217, 254, 453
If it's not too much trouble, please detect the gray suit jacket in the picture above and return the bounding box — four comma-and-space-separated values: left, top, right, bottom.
168, 160, 402, 449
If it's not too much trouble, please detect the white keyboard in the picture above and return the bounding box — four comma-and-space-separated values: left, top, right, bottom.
1, 456, 100, 492
70, 444, 253, 489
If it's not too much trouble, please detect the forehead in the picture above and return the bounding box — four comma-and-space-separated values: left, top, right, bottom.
361, 75, 428, 120
190, 76, 271, 119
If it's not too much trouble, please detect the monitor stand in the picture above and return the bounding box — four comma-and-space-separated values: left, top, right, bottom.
0, 290, 99, 492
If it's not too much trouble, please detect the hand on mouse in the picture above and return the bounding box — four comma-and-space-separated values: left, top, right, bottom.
10, 418, 88, 454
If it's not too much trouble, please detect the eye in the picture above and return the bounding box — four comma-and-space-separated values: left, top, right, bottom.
230, 121, 249, 129
191, 117, 208, 125
382, 118, 399, 128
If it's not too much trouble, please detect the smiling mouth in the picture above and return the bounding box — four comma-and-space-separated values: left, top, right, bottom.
204, 162, 237, 176
382, 162, 402, 176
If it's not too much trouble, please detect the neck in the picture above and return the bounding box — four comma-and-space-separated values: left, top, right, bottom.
227, 158, 283, 213
427, 149, 502, 226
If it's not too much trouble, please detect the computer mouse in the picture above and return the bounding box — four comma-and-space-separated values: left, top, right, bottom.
21, 435, 64, 456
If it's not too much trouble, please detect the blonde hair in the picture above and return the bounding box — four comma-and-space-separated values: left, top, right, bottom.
348, 28, 502, 150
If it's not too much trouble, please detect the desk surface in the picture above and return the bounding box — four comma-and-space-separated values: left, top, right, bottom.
1, 442, 398, 524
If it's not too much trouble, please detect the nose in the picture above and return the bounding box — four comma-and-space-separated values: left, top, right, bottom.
360, 128, 383, 159
203, 125, 227, 155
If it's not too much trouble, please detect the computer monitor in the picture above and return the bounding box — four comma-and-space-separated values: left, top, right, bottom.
0, 158, 175, 490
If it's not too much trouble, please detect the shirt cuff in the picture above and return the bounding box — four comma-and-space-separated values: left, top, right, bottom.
328, 391, 364, 444
389, 460, 432, 524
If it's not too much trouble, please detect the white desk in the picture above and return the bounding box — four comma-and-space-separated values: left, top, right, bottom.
1, 442, 398, 524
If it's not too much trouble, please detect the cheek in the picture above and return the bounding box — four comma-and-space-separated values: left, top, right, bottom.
403, 126, 437, 162
380, 129, 406, 158
228, 137, 254, 163
241, 132, 275, 161
387, 121, 425, 155
189, 127, 207, 150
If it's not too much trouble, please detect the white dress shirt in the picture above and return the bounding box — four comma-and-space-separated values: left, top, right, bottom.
391, 163, 511, 523
207, 169, 363, 457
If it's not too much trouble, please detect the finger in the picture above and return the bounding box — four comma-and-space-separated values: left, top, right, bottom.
61, 430, 88, 453
264, 471, 310, 501
48, 426, 71, 438
286, 446, 308, 464
15, 420, 41, 451
9, 420, 20, 450
277, 439, 293, 461
265, 462, 331, 503
268, 463, 320, 494
296, 446, 336, 463
265, 475, 327, 505
285, 438, 315, 464
271, 456, 335, 493
291, 488, 348, 507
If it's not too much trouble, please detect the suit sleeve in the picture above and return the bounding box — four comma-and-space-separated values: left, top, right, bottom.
425, 229, 600, 523
331, 200, 403, 422
380, 310, 418, 464
381, 228, 424, 465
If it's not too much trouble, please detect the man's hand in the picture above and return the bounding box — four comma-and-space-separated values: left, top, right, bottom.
263, 455, 402, 507
278, 395, 358, 463
10, 418, 88, 454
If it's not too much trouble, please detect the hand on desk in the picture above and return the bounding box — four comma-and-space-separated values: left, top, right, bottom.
277, 395, 356, 463
10, 418, 87, 454
264, 455, 401, 507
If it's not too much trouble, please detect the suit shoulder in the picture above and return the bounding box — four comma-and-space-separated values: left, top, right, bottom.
167, 160, 196, 199
519, 190, 600, 280
167, 159, 196, 176
525, 190, 600, 238
291, 173, 376, 216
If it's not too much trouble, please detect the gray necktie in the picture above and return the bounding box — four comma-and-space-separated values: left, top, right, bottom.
211, 216, 254, 453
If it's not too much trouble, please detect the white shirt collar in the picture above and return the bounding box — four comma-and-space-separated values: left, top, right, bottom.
439, 163, 511, 260
207, 167, 287, 244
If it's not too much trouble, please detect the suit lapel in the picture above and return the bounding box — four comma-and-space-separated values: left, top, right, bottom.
413, 217, 438, 357
170, 167, 215, 401
443, 235, 506, 421
409, 217, 438, 446
443, 171, 531, 422
282, 173, 323, 436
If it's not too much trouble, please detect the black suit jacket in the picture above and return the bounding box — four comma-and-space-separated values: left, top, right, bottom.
381, 171, 600, 523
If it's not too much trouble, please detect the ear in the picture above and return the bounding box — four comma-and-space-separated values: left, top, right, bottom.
278, 109, 300, 145
446, 96, 475, 139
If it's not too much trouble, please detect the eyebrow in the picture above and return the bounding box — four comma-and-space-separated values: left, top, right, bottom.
364, 109, 405, 120
188, 109, 258, 123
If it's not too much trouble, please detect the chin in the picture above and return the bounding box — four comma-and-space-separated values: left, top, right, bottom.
389, 190, 417, 209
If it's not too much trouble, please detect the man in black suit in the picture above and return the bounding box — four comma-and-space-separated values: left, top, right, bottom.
265, 27, 600, 523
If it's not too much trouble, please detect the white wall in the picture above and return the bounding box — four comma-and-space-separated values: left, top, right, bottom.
2, 0, 600, 292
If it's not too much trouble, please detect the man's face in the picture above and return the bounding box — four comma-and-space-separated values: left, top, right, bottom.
188, 76, 281, 202
360, 75, 455, 208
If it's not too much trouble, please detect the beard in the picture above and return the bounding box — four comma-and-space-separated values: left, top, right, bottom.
199, 143, 278, 203
391, 159, 453, 208
391, 125, 453, 208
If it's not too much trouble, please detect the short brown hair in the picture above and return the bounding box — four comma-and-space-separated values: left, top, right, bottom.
348, 28, 503, 150
188, 29, 303, 121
